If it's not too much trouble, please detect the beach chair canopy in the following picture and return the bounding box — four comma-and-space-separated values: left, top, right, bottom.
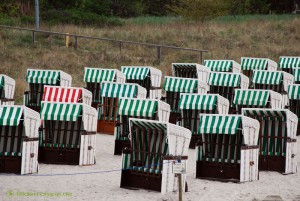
279, 56, 300, 69
26, 69, 72, 86
204, 60, 241, 73
233, 89, 283, 108
43, 86, 92, 105
164, 76, 198, 93
0, 74, 15, 100
0, 106, 40, 138
288, 84, 300, 100
171, 63, 210, 81
241, 57, 277, 71
293, 68, 300, 83
84, 67, 125, 83
208, 72, 249, 88
121, 66, 162, 87
118, 98, 170, 121
101, 81, 147, 98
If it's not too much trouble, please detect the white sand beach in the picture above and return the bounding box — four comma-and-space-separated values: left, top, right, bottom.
0, 134, 300, 201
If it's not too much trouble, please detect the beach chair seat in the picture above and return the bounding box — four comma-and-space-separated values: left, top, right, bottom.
0, 106, 40, 175
279, 56, 300, 75
204, 60, 241, 73
172, 63, 210, 82
39, 102, 97, 165
121, 118, 191, 194
0, 75, 15, 105
242, 108, 298, 174
196, 115, 260, 182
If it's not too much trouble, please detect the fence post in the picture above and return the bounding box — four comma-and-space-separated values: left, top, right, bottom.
66, 33, 70, 48
74, 36, 78, 50
32, 31, 35, 45
157, 46, 161, 64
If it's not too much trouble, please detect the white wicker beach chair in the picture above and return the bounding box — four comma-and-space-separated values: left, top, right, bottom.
287, 84, 300, 135
0, 74, 15, 105
172, 63, 210, 82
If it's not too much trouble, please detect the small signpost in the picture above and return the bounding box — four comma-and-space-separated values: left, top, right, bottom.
172, 159, 186, 201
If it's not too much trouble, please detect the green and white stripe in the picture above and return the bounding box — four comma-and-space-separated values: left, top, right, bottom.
179, 94, 217, 110
208, 72, 241, 87
233, 90, 270, 106
293, 68, 300, 82
84, 68, 116, 83
0, 106, 23, 126
122, 67, 150, 80
164, 77, 198, 92
279, 57, 300, 69
252, 70, 283, 85
40, 102, 82, 121
204, 60, 233, 72
288, 85, 300, 100
199, 115, 242, 134
243, 109, 287, 120
118, 98, 158, 117
26, 69, 60, 84
101, 82, 137, 98
241, 58, 268, 70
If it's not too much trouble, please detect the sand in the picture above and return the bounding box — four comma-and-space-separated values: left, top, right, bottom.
0, 134, 300, 201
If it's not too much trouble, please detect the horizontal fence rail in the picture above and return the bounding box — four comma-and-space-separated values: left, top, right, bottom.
0, 25, 209, 63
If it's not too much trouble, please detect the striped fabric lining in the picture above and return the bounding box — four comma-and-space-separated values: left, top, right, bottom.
26, 70, 60, 84
199, 115, 242, 134
241, 58, 268, 70
233, 90, 270, 106
243, 109, 287, 120
122, 67, 150, 80
101, 82, 138, 98
288, 85, 300, 100
252, 70, 283, 85
164, 77, 198, 93
84, 68, 116, 83
40, 102, 82, 121
0, 75, 3, 91
0, 106, 23, 126
293, 68, 300, 82
179, 94, 217, 110
204, 60, 233, 72
279, 57, 300, 69
208, 72, 241, 87
43, 86, 82, 103
118, 99, 157, 117
172, 64, 197, 78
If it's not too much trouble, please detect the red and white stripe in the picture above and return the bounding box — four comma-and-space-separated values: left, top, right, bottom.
43, 86, 82, 103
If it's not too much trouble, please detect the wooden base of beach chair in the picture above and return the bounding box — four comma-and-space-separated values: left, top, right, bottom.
38, 147, 80, 165
259, 155, 285, 173
169, 112, 180, 124
196, 161, 240, 182
120, 170, 162, 192
0, 157, 21, 174
97, 120, 115, 135
114, 140, 131, 155
189, 135, 202, 149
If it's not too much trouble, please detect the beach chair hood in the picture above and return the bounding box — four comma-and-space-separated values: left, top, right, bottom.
204, 60, 241, 73
288, 84, 300, 100
164, 76, 198, 93
241, 57, 277, 71
279, 56, 300, 69
84, 67, 126, 84
101, 81, 147, 98
26, 69, 72, 87
208, 72, 249, 89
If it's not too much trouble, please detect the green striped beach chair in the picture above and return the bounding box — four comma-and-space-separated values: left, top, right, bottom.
233, 89, 283, 114
279, 56, 300, 75
121, 118, 191, 194
0, 105, 40, 174
121, 66, 162, 99
172, 63, 210, 82
252, 70, 294, 108
208, 72, 249, 113
39, 101, 97, 165
241, 57, 277, 83
242, 108, 298, 174
204, 60, 241, 73
287, 84, 300, 136
179, 93, 229, 148
24, 69, 72, 112
98, 81, 146, 134
84, 67, 125, 109
0, 74, 15, 105
163, 76, 209, 124
114, 98, 170, 155
196, 114, 260, 182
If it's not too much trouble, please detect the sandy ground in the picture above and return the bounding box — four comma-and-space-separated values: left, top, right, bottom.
0, 134, 300, 201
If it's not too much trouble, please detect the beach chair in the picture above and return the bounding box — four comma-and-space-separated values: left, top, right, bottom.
172, 63, 210, 82
241, 57, 277, 83
43, 86, 92, 106
24, 69, 72, 112
0, 74, 15, 105
120, 118, 191, 194
242, 108, 298, 174
252, 70, 294, 108
84, 68, 125, 108
121, 66, 162, 99
178, 93, 229, 148
204, 60, 241, 73
114, 98, 170, 155
279, 56, 300, 75
232, 89, 283, 114
196, 114, 260, 182
293, 68, 300, 84
287, 84, 300, 135
208, 72, 249, 113
98, 81, 146, 134
163, 76, 209, 124
0, 106, 40, 174
39, 102, 97, 165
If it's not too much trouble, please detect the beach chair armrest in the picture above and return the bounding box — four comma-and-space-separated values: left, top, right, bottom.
241, 145, 259, 150
163, 155, 188, 161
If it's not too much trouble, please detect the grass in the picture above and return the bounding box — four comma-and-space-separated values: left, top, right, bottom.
0, 15, 299, 104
